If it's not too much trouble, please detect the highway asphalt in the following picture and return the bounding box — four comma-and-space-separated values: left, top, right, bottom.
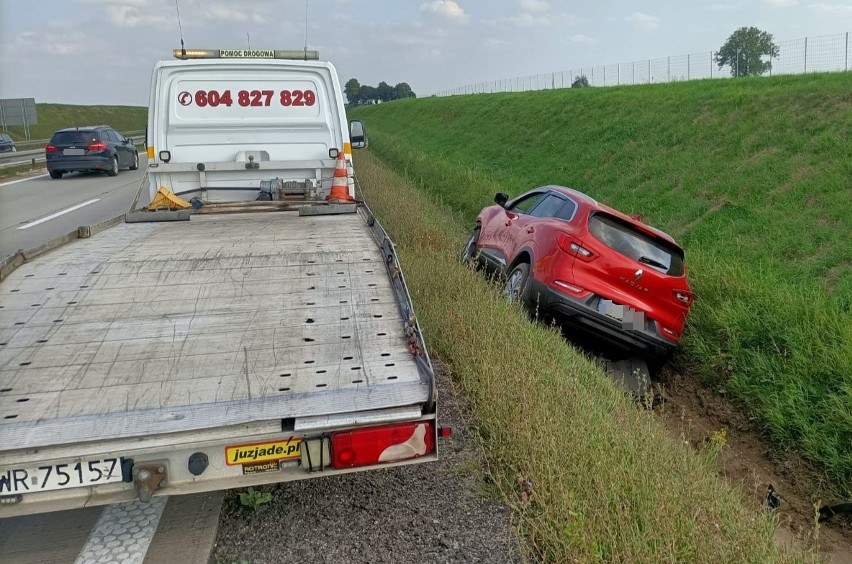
0, 158, 148, 259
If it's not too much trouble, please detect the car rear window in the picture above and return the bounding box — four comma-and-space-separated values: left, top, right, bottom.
588, 213, 684, 276
51, 131, 99, 145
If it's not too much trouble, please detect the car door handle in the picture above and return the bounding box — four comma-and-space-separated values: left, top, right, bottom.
526, 226, 535, 234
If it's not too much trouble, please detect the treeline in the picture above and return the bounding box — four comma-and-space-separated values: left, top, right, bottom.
344, 79, 416, 107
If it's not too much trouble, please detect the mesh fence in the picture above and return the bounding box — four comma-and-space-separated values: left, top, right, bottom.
435, 32, 851, 96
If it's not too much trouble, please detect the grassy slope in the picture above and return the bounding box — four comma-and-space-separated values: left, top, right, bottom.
4, 104, 147, 142
355, 150, 798, 562
351, 73, 852, 495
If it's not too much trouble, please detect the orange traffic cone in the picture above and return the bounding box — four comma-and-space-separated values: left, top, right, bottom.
326, 151, 355, 203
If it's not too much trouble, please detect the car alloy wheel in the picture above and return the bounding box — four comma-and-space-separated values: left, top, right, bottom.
504, 263, 530, 304
461, 228, 480, 265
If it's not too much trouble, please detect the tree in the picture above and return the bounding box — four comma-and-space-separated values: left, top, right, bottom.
571, 75, 590, 88
393, 82, 416, 100
359, 85, 376, 105
715, 27, 779, 77
375, 81, 394, 102
344, 78, 361, 105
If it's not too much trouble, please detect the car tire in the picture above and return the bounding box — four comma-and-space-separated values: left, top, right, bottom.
107, 156, 119, 177
49, 170, 63, 179
129, 151, 139, 170
504, 262, 531, 305
461, 227, 481, 266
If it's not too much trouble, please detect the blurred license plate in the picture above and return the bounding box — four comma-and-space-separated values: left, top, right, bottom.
63, 148, 85, 156
0, 457, 123, 495
597, 299, 625, 320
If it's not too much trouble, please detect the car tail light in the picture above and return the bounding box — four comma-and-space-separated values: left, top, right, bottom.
555, 233, 595, 261
45, 145, 58, 153
88, 142, 108, 151
673, 290, 694, 306
331, 421, 435, 469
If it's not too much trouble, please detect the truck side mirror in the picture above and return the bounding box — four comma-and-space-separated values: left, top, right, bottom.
349, 120, 368, 149
494, 192, 509, 207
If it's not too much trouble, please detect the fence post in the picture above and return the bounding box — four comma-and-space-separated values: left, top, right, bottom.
667, 56, 670, 82
710, 51, 713, 78
632, 61, 635, 84
804, 36, 808, 73
846, 32, 849, 71
648, 59, 651, 83
618, 63, 620, 85
687, 53, 690, 80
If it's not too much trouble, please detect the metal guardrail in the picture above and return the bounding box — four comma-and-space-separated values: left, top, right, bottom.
0, 130, 145, 168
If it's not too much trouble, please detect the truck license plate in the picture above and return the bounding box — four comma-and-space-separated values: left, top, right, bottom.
0, 457, 123, 495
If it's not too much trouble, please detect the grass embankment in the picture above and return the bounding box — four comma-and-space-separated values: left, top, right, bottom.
355, 150, 801, 561
351, 73, 852, 497
4, 104, 147, 145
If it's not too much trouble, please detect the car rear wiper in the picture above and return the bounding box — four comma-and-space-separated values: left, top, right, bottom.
638, 256, 668, 270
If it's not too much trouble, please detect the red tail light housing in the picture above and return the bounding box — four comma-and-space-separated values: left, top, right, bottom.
87, 142, 108, 152
555, 233, 596, 261
45, 145, 58, 153
331, 421, 435, 469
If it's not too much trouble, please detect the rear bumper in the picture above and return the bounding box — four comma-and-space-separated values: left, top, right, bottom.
529, 279, 677, 359
46, 155, 111, 172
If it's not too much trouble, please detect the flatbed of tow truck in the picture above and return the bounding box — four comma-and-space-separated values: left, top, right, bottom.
0, 205, 435, 516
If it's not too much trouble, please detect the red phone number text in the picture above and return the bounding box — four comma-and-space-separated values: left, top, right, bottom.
186, 89, 317, 107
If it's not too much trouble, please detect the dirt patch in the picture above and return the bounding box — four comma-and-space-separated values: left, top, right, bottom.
655, 365, 852, 563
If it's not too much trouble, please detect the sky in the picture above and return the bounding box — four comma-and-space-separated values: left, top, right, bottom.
1, 0, 851, 106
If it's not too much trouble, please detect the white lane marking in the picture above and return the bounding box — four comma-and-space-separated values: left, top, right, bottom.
17, 198, 101, 230
0, 174, 48, 187
75, 497, 168, 564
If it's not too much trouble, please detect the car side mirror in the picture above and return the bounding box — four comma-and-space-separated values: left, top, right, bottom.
494, 192, 509, 207
349, 120, 367, 149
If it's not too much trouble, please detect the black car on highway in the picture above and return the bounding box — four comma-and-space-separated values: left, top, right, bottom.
0, 133, 16, 153
45, 126, 138, 179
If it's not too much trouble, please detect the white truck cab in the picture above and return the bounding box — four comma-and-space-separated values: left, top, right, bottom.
144, 49, 366, 205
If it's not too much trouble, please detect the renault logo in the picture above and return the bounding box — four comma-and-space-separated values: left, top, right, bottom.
634, 269, 643, 281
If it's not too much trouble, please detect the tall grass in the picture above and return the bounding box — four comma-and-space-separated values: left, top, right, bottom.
355, 150, 803, 562
351, 73, 852, 496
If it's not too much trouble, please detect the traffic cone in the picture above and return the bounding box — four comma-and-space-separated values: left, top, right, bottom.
326, 151, 355, 203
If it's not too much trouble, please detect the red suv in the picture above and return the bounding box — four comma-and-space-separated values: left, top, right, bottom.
462, 186, 693, 359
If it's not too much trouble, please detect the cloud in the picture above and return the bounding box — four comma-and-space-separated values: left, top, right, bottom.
420, 0, 468, 22
811, 2, 852, 14
625, 11, 660, 30
519, 0, 550, 13
567, 34, 595, 44
103, 5, 173, 27
763, 0, 798, 6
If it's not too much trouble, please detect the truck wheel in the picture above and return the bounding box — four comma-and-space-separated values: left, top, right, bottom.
461, 228, 480, 266
504, 262, 531, 304
107, 156, 119, 177
49, 170, 63, 179
129, 152, 139, 170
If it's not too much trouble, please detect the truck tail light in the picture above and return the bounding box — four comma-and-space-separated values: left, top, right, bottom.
673, 290, 694, 305
555, 233, 595, 261
45, 145, 58, 153
87, 142, 108, 152
331, 421, 435, 469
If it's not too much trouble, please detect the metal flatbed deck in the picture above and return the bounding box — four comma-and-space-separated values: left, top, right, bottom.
0, 210, 431, 451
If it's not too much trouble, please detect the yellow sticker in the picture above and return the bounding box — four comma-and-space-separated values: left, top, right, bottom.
225, 439, 301, 466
